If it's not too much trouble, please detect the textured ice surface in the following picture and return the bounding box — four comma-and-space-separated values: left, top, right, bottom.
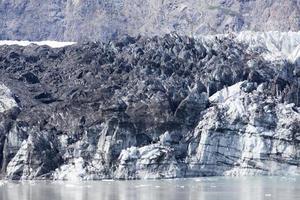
235, 31, 300, 62
199, 31, 300, 62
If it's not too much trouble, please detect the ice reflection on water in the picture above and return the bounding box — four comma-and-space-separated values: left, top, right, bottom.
1, 177, 300, 200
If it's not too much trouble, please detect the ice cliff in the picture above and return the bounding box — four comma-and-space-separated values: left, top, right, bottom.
0, 31, 299, 180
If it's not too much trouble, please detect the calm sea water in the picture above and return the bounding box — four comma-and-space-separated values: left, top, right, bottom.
0, 177, 299, 200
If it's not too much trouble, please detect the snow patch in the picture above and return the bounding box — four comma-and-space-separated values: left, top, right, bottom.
0, 40, 76, 48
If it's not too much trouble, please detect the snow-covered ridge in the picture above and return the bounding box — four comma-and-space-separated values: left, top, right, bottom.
1, 31, 300, 62
0, 40, 76, 48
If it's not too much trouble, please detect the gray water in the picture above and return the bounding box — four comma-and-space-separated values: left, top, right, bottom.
0, 177, 300, 200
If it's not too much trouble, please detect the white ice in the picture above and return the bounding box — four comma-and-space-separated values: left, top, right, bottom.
0, 84, 18, 113
0, 40, 76, 48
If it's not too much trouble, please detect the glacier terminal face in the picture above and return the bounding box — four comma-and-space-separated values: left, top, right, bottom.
0, 32, 299, 180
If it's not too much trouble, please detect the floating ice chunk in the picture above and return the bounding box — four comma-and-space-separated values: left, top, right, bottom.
102, 179, 115, 182
0, 181, 6, 187
135, 184, 150, 188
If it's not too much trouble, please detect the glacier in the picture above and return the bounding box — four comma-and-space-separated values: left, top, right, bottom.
0, 31, 299, 180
